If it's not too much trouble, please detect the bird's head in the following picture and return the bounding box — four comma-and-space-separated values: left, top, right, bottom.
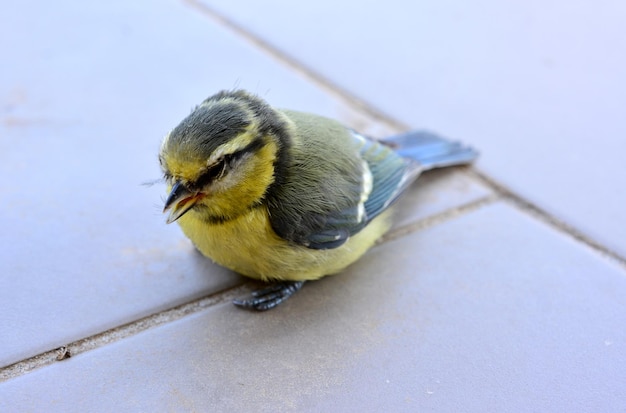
159, 90, 291, 224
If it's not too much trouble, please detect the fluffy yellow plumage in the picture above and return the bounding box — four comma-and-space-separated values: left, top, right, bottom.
176, 200, 392, 282
159, 90, 477, 310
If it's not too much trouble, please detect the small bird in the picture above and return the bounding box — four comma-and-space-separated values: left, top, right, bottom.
160, 90, 478, 310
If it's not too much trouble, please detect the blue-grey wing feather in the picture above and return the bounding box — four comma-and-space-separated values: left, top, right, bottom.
269, 130, 417, 250
269, 128, 477, 250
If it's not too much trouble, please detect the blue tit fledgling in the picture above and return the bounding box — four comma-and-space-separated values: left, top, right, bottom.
160, 90, 478, 310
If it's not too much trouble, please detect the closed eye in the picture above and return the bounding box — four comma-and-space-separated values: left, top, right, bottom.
195, 158, 228, 189
193, 138, 264, 189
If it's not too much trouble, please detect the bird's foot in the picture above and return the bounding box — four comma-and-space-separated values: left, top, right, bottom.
233, 281, 305, 311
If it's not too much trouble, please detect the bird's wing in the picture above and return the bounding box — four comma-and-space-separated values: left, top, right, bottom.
267, 128, 420, 250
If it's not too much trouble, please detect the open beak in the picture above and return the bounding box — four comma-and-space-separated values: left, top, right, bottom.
163, 181, 204, 224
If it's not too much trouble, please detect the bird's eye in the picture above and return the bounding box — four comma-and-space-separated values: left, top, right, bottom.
195, 157, 228, 189
193, 139, 261, 190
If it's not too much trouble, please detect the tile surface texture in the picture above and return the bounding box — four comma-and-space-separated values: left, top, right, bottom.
202, 0, 626, 256
2, 203, 624, 412
0, 1, 489, 367
2, 0, 625, 412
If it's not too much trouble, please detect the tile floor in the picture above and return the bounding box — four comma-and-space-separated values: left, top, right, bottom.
2, 1, 625, 411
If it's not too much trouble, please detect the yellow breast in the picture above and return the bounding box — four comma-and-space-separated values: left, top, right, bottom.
176, 205, 393, 282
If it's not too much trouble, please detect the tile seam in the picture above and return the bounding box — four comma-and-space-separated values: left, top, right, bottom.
381, 194, 500, 244
469, 170, 626, 268
0, 283, 249, 382
181, 0, 406, 131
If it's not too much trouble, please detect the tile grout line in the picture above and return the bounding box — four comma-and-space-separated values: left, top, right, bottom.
181, 0, 407, 132
381, 193, 501, 244
469, 170, 626, 268
184, 0, 626, 269
0, 284, 250, 382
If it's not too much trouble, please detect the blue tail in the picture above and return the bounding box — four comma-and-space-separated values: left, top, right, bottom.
383, 130, 478, 171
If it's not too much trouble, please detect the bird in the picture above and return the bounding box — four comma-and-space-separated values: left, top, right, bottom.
159, 90, 478, 311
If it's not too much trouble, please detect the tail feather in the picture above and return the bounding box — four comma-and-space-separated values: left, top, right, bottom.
383, 130, 478, 171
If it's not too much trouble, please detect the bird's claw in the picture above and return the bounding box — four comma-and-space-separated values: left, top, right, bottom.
233, 281, 305, 311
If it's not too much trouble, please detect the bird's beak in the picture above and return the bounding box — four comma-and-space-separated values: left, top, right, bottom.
163, 181, 204, 224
